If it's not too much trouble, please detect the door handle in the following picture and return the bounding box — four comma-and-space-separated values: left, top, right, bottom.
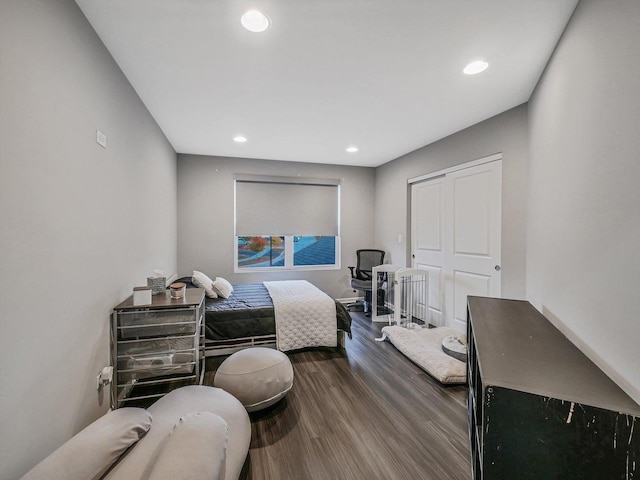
412, 254, 415, 259
494, 265, 501, 272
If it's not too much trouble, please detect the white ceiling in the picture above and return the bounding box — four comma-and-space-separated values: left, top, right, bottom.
75, 0, 578, 167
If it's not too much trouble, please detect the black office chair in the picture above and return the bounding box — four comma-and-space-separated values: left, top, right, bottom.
347, 249, 385, 316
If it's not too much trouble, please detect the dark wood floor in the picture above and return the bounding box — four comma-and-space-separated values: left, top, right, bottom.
204, 312, 471, 480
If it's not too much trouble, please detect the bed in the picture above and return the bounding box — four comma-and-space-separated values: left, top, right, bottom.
176, 277, 352, 356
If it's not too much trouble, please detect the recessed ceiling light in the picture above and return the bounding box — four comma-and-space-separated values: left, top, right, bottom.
241, 10, 270, 33
346, 146, 359, 153
233, 135, 247, 143
464, 60, 489, 75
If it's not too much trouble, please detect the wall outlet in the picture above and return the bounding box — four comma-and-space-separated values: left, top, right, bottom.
96, 366, 113, 390
96, 130, 107, 148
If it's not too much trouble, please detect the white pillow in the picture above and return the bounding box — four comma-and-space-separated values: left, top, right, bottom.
20, 408, 152, 480
146, 412, 227, 480
212, 277, 233, 299
192, 270, 218, 298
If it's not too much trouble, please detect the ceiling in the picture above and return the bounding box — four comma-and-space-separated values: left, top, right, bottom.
75, 0, 578, 168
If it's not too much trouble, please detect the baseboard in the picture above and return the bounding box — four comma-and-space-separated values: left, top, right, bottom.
336, 296, 362, 304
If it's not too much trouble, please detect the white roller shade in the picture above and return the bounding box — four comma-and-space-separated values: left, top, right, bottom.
235, 175, 340, 236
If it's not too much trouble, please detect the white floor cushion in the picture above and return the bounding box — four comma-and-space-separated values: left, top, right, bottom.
380, 326, 466, 384
214, 347, 294, 412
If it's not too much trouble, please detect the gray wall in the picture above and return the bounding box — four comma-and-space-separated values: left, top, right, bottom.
0, 2, 177, 478
3, 1, 639, 479
375, 104, 529, 300
177, 154, 375, 299
527, 0, 640, 402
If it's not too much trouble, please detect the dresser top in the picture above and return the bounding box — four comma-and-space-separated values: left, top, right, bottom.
468, 296, 640, 416
114, 288, 205, 310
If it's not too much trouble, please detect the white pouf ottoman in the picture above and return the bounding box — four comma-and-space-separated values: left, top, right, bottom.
214, 347, 294, 412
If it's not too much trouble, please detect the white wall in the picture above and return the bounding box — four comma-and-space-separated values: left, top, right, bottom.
0, 2, 177, 478
527, 0, 640, 403
375, 104, 529, 300
177, 154, 375, 299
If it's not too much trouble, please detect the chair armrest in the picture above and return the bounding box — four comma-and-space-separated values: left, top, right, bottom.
359, 271, 372, 281
348, 266, 355, 277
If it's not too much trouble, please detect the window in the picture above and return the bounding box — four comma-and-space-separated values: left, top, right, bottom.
234, 175, 340, 271
237, 236, 285, 268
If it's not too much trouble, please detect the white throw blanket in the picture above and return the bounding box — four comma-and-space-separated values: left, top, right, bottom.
263, 280, 337, 351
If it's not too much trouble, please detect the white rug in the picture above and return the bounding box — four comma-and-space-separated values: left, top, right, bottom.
379, 326, 466, 384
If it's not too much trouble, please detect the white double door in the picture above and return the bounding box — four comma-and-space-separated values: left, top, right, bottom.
411, 158, 502, 331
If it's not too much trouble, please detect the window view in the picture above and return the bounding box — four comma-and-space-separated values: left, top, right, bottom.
236, 236, 338, 270
237, 236, 285, 268
293, 236, 336, 266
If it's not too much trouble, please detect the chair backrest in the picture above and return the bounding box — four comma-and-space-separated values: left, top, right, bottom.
355, 249, 385, 280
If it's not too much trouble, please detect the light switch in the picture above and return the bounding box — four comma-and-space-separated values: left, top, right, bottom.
96, 130, 107, 148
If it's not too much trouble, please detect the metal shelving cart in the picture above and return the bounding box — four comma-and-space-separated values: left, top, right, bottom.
111, 288, 205, 409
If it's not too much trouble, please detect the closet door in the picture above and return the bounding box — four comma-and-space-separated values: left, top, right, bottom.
411, 159, 502, 331
445, 161, 502, 331
411, 176, 446, 327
